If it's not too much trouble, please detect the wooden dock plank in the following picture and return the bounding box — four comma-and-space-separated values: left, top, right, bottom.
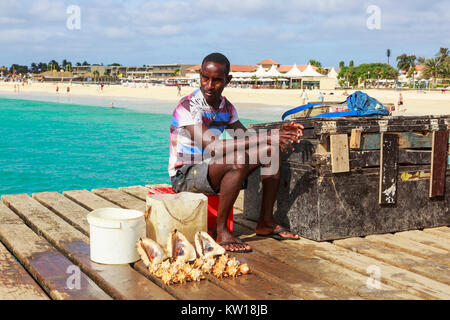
334, 237, 450, 285
230, 224, 363, 300
422, 227, 450, 240
228, 250, 362, 300
204, 266, 298, 300
119, 185, 148, 201
233, 220, 419, 299
431, 226, 450, 232
0, 241, 49, 300
286, 237, 450, 299
92, 188, 146, 212
0, 202, 111, 300
33, 191, 90, 236
95, 187, 296, 300
2, 193, 174, 300
366, 233, 450, 265
63, 189, 121, 211
394, 230, 450, 252
145, 184, 172, 189
133, 261, 238, 300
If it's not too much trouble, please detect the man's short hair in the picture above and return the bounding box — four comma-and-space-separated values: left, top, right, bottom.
201, 53, 230, 75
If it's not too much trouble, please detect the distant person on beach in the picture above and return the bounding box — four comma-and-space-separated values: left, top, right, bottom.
56, 85, 59, 94
398, 93, 404, 108
101, 83, 104, 91
110, 102, 114, 109
177, 85, 181, 96
169, 52, 302, 253
318, 91, 324, 103
67, 86, 70, 94
301, 89, 308, 105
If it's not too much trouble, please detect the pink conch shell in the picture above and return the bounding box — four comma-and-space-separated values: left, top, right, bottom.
166, 230, 196, 263
194, 231, 225, 258
136, 237, 167, 268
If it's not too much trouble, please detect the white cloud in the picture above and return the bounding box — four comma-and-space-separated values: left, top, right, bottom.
0, 0, 447, 67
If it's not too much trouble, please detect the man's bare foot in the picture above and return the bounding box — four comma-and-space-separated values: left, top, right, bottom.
210, 229, 252, 252
255, 223, 300, 240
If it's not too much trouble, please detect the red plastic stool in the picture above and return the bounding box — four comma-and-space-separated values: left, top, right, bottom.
147, 187, 233, 233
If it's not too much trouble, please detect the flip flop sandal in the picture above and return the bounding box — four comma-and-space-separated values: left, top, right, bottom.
218, 237, 252, 253
256, 228, 300, 241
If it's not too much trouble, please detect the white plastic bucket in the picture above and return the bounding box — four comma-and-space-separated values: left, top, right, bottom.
87, 208, 146, 264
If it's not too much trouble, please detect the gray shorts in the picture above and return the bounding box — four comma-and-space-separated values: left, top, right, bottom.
171, 160, 217, 195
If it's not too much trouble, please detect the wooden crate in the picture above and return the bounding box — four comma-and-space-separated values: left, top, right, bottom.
244, 116, 450, 241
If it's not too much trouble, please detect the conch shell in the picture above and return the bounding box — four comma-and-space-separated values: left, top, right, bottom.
166, 230, 196, 263
136, 237, 168, 268
194, 231, 226, 258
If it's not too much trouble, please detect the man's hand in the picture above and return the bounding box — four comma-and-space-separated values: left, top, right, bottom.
278, 121, 304, 153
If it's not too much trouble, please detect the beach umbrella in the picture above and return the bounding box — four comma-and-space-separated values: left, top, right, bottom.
255, 65, 269, 78
283, 64, 304, 78
265, 65, 282, 77
301, 64, 325, 77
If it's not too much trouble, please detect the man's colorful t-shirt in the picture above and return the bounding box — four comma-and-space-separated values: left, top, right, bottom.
168, 89, 239, 177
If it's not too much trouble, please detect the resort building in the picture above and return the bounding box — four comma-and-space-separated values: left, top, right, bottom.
0, 67, 9, 79
71, 64, 195, 82
398, 64, 425, 84
256, 58, 280, 69
72, 65, 109, 77
185, 59, 337, 89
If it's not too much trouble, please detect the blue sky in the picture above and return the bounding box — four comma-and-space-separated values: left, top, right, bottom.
0, 0, 448, 68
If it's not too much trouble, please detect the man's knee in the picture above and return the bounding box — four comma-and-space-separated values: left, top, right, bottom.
230, 163, 250, 176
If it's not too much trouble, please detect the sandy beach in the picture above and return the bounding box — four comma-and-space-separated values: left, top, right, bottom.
1, 82, 449, 119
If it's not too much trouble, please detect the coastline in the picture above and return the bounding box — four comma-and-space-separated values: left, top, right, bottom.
1, 82, 450, 120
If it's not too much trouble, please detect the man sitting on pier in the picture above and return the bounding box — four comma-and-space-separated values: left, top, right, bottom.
169, 53, 302, 252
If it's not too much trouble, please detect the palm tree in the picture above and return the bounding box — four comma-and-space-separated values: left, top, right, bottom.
93, 70, 100, 82
374, 67, 382, 87
345, 69, 351, 87
436, 47, 449, 62
438, 56, 450, 79
397, 54, 416, 87
417, 56, 426, 65
423, 58, 439, 87
396, 54, 410, 71
49, 60, 59, 72
37, 62, 47, 73
30, 63, 38, 74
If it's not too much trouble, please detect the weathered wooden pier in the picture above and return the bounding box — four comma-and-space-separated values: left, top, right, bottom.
0, 184, 449, 300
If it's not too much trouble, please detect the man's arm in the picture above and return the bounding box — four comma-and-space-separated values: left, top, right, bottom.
184, 122, 257, 159
184, 120, 304, 159
227, 120, 247, 133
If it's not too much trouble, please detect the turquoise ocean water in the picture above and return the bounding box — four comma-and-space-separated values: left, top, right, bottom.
0, 97, 259, 196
